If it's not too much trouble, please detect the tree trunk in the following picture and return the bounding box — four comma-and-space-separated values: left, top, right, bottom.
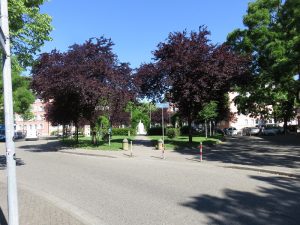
283, 116, 288, 135
75, 123, 79, 143
209, 121, 212, 137
91, 122, 97, 145
62, 125, 66, 140
188, 115, 193, 144
205, 120, 208, 139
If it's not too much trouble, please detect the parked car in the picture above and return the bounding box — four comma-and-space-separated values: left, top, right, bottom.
262, 127, 278, 135
0, 134, 5, 142
14, 131, 25, 140
25, 129, 39, 141
226, 127, 238, 136
0, 128, 5, 142
243, 127, 260, 136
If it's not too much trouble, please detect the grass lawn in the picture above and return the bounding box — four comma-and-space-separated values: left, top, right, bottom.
61, 135, 134, 151
149, 135, 223, 150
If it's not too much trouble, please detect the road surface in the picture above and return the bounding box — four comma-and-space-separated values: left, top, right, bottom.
0, 139, 299, 225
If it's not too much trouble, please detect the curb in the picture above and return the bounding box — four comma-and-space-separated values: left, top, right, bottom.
223, 165, 300, 179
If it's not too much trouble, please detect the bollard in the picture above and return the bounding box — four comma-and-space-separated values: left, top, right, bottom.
161, 144, 165, 159
199, 142, 202, 162
157, 138, 163, 150
130, 141, 133, 157
122, 138, 128, 150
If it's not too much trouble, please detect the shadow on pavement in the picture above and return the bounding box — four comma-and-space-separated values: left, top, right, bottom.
181, 175, 300, 225
0, 206, 7, 225
134, 139, 154, 148
174, 135, 300, 169
0, 155, 25, 170
17, 140, 63, 153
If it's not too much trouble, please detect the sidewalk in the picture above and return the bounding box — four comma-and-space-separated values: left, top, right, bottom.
0, 182, 85, 225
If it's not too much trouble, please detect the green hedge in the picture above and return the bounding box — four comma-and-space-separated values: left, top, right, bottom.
180, 126, 198, 135
147, 127, 165, 135
112, 128, 136, 136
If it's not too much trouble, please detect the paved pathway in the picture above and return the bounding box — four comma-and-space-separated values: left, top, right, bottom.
0, 182, 84, 225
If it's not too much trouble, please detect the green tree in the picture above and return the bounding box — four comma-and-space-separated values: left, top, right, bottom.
126, 102, 150, 131
198, 101, 218, 137
0, 59, 35, 123
227, 0, 298, 132
8, 0, 53, 66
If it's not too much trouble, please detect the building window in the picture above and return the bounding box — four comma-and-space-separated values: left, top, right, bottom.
35, 124, 37, 129
40, 124, 43, 129
30, 125, 32, 129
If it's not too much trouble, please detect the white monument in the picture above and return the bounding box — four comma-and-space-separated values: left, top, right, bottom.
137, 120, 146, 135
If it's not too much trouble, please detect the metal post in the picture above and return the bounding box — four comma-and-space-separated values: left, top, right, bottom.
162, 107, 164, 148
130, 141, 133, 157
149, 103, 151, 128
108, 133, 111, 146
199, 142, 203, 162
1, 0, 19, 224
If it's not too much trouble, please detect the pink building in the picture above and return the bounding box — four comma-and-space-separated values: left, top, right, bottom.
15, 98, 51, 136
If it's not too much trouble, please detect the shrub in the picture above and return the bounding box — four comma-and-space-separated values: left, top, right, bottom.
166, 128, 180, 139
102, 133, 110, 142
50, 131, 58, 136
112, 128, 135, 136
180, 126, 198, 135
147, 127, 166, 135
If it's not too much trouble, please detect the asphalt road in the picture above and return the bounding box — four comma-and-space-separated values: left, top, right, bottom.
0, 139, 300, 225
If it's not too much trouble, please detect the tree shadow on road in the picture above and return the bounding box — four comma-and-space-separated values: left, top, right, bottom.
174, 135, 300, 169
0, 206, 7, 225
180, 175, 300, 225
0, 155, 25, 170
17, 140, 63, 153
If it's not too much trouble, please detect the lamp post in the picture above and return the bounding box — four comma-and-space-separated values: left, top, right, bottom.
0, 0, 19, 224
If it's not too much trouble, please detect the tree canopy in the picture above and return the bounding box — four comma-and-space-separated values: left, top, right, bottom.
227, 0, 300, 131
136, 27, 250, 142
32, 37, 134, 140
0, 59, 35, 123
8, 0, 53, 66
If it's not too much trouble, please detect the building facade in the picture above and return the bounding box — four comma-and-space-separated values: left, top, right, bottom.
15, 98, 55, 136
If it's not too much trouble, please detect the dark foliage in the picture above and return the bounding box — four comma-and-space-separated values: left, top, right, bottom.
136, 27, 250, 142
147, 127, 166, 136
32, 37, 134, 141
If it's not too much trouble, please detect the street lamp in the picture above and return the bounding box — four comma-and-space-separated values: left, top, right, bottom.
0, 0, 19, 224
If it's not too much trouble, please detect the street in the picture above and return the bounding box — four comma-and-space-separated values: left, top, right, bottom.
0, 137, 300, 225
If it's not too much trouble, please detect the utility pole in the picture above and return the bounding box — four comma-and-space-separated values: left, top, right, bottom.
0, 0, 19, 224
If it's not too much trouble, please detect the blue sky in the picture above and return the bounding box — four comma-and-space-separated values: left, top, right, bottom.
41, 0, 251, 69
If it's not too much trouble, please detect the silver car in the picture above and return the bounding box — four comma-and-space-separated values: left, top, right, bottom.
226, 127, 238, 136
262, 127, 278, 135
244, 127, 260, 136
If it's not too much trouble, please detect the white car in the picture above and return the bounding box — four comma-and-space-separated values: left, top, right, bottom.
25, 130, 39, 141
226, 127, 238, 136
